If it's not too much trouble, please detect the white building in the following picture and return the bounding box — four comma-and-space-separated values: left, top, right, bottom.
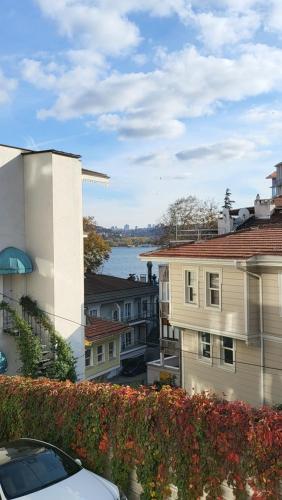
0, 144, 109, 380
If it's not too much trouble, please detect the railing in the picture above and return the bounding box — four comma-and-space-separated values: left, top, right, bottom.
160, 338, 179, 356
174, 228, 218, 241
121, 340, 147, 352
119, 312, 158, 324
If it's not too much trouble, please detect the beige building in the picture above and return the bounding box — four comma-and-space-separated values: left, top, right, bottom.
0, 143, 109, 380
85, 317, 131, 380
142, 227, 282, 406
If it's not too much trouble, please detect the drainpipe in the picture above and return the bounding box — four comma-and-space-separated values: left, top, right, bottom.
234, 261, 264, 406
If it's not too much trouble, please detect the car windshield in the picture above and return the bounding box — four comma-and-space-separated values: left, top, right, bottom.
0, 447, 80, 499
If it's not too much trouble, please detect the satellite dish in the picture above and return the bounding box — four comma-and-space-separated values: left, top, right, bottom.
238, 208, 250, 221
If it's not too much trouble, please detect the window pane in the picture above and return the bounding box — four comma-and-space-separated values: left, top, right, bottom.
223, 337, 233, 349
224, 349, 234, 364
209, 273, 219, 289
188, 271, 195, 286
0, 449, 80, 499
201, 332, 210, 343
159, 265, 169, 282
202, 344, 210, 358
211, 289, 219, 305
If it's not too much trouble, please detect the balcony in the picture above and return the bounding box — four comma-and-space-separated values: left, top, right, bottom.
120, 311, 157, 325
160, 338, 179, 356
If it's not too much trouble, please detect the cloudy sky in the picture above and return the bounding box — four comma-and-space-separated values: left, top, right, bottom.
1, 1, 282, 226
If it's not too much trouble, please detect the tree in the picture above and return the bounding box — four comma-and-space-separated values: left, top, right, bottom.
159, 196, 218, 242
83, 216, 111, 273
223, 188, 235, 209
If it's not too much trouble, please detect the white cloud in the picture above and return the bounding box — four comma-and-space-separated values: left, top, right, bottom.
22, 43, 282, 137
176, 137, 263, 162
0, 69, 17, 104
193, 11, 260, 51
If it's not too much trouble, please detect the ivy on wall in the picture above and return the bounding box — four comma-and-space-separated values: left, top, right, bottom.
0, 377, 281, 500
20, 296, 77, 382
0, 297, 76, 382
0, 301, 42, 377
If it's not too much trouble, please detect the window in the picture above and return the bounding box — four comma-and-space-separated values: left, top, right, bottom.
221, 337, 235, 366
97, 345, 105, 364
112, 309, 119, 321
159, 265, 169, 302
206, 272, 220, 307
108, 341, 116, 360
88, 308, 98, 317
162, 324, 179, 340
142, 299, 148, 317
124, 302, 132, 320
198, 332, 212, 362
0, 448, 80, 500
85, 348, 92, 367
121, 331, 133, 350
185, 270, 197, 304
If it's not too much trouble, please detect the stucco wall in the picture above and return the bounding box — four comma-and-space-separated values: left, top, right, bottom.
85, 335, 120, 379
0, 146, 25, 251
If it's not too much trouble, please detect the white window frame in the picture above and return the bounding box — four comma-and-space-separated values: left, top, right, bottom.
112, 303, 121, 321
124, 302, 132, 320
220, 336, 236, 371
97, 344, 105, 364
205, 269, 222, 310
108, 341, 116, 360
88, 308, 98, 318
198, 332, 213, 364
184, 269, 198, 306
85, 347, 92, 367
160, 281, 169, 302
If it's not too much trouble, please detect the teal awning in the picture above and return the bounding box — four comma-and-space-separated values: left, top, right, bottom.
0, 247, 33, 275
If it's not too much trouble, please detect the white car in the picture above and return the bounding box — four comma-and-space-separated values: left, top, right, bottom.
0, 438, 127, 499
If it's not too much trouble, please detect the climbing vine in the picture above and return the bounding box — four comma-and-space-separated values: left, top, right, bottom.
0, 377, 281, 499
0, 301, 42, 377
20, 296, 77, 382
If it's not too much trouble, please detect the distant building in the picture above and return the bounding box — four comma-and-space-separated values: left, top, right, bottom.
218, 162, 282, 235
84, 273, 159, 376
124, 224, 130, 231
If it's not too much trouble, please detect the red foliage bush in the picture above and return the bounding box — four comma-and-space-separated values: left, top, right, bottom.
0, 376, 281, 499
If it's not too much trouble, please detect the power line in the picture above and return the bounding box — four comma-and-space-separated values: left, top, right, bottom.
1, 292, 282, 371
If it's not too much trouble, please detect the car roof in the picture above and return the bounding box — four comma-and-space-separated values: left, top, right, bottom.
0, 439, 49, 466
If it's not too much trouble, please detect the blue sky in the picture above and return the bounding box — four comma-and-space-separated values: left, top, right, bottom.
1, 1, 282, 227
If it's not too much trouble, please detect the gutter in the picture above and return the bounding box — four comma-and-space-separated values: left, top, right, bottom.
234, 261, 264, 406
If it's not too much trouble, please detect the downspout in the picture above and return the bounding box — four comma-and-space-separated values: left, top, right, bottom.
234, 261, 264, 406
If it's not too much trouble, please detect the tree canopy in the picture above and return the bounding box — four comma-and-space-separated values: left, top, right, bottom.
223, 188, 235, 209
83, 216, 111, 273
160, 196, 218, 242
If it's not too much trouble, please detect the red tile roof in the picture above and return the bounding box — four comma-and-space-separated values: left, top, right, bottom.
266, 171, 277, 179
85, 317, 130, 342
140, 227, 282, 260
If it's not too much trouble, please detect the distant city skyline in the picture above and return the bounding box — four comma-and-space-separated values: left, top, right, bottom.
0, 1, 281, 226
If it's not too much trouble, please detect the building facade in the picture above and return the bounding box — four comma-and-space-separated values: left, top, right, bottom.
85, 273, 159, 373
85, 317, 130, 380
143, 227, 282, 406
0, 144, 109, 380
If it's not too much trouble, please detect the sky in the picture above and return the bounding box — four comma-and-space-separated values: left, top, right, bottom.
1, 1, 282, 227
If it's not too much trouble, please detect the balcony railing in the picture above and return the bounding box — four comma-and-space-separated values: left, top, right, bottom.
160, 338, 179, 356
119, 311, 157, 324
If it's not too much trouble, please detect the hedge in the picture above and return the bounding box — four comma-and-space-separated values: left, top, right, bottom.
0, 376, 281, 499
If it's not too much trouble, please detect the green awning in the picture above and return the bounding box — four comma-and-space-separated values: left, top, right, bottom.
0, 247, 33, 275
